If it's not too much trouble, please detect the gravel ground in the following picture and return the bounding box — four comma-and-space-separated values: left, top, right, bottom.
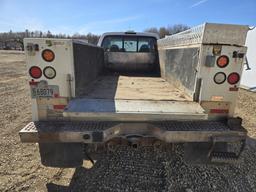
0, 50, 256, 192
47, 145, 256, 192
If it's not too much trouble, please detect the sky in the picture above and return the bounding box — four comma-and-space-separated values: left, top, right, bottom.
0, 0, 255, 35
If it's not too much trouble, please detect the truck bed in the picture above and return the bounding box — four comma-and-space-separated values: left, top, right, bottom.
64, 75, 205, 121
81, 75, 192, 101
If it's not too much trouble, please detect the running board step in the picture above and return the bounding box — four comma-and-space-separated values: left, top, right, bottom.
210, 152, 239, 163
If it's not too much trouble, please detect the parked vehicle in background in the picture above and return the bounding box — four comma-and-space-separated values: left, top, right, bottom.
241, 27, 256, 88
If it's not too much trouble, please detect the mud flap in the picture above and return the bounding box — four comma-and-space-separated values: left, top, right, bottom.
39, 143, 83, 168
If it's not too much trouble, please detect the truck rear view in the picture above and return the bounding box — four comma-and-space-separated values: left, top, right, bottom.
20, 23, 249, 167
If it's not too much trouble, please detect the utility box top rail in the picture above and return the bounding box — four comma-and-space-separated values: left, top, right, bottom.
158, 23, 249, 48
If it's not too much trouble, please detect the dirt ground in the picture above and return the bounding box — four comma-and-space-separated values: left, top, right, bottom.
0, 50, 256, 192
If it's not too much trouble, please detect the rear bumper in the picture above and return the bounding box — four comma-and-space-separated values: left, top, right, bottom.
19, 118, 247, 143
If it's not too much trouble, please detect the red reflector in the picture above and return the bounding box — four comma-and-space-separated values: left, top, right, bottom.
210, 109, 229, 114
53, 105, 66, 110
227, 72, 240, 85
29, 66, 42, 79
29, 80, 39, 85
54, 93, 59, 98
229, 87, 239, 91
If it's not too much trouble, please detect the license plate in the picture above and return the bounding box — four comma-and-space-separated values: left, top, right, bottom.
31, 88, 54, 97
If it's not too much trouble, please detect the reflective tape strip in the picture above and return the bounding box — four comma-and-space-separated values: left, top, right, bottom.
53, 105, 66, 110
29, 81, 39, 85
210, 109, 229, 114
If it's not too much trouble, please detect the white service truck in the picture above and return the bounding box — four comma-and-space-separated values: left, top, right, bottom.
20, 23, 249, 167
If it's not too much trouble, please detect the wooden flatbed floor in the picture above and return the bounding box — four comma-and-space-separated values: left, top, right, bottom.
82, 75, 192, 101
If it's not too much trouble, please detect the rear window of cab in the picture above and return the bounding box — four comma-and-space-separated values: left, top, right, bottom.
101, 35, 157, 53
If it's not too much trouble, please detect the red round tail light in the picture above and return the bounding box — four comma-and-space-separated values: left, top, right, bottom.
29, 66, 42, 79
217, 55, 229, 68
227, 72, 240, 85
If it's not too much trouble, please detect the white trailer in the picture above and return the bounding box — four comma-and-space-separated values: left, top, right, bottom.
241, 28, 256, 89
19, 23, 249, 167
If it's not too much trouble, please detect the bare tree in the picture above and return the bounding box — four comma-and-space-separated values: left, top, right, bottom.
86, 33, 100, 45
144, 27, 158, 35
159, 27, 169, 38
46, 30, 53, 38
0, 24, 189, 50
168, 24, 190, 35
144, 24, 190, 38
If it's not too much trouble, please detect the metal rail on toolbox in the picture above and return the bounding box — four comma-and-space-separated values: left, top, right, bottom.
19, 120, 247, 143
157, 23, 249, 48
